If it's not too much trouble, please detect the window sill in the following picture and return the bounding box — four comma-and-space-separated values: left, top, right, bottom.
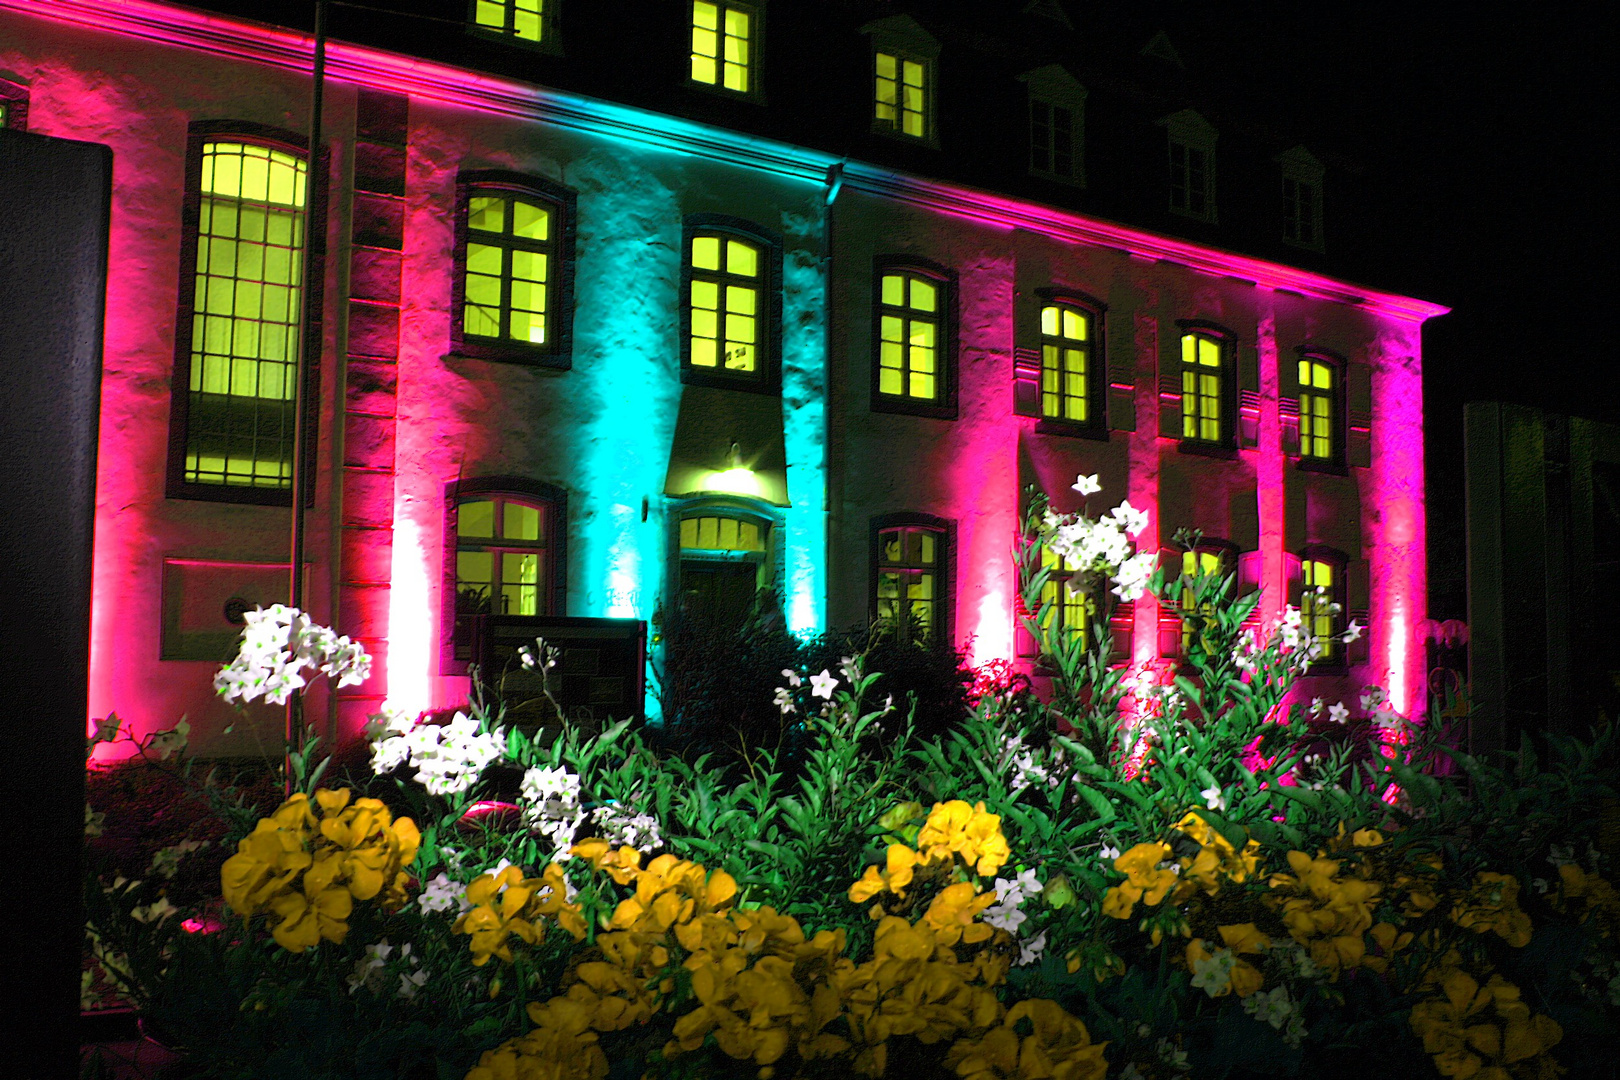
1168, 206, 1218, 226
685, 80, 767, 106
1035, 417, 1109, 441
444, 344, 570, 372
1175, 439, 1238, 461
1296, 456, 1348, 477
465, 26, 561, 56
165, 478, 296, 506
872, 393, 957, 421
869, 124, 939, 150
681, 366, 780, 395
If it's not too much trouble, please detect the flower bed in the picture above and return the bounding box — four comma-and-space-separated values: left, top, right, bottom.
82, 480, 1620, 1079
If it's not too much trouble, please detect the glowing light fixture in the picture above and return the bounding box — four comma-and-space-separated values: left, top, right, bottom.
705, 466, 763, 497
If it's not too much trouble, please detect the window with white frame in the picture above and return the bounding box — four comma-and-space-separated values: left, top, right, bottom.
1020, 65, 1086, 184
1160, 109, 1218, 222
1277, 146, 1326, 251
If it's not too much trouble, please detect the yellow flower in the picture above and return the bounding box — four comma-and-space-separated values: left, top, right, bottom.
915, 800, 1011, 877
849, 843, 927, 903
920, 882, 996, 946
1216, 922, 1270, 955
944, 998, 1109, 1080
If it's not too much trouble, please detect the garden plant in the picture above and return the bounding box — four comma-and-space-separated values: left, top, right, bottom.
82, 478, 1620, 1079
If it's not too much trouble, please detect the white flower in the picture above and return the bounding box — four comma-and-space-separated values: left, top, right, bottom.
1370, 706, 1404, 732
780, 668, 802, 688
984, 904, 1028, 933
809, 669, 838, 700
772, 687, 797, 716
839, 655, 862, 684
1310, 697, 1324, 716
397, 968, 428, 999
1343, 619, 1363, 642
1201, 785, 1226, 812
1190, 946, 1235, 997
519, 765, 585, 849
214, 605, 371, 705
1071, 473, 1102, 497
1099, 843, 1121, 863
1112, 551, 1158, 602
130, 896, 179, 924
1328, 701, 1349, 725
1360, 686, 1388, 711
517, 638, 559, 671
592, 802, 663, 851
151, 719, 190, 761
410, 713, 505, 798
417, 872, 468, 914
1017, 930, 1047, 967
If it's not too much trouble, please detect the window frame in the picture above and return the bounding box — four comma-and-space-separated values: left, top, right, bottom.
870, 512, 954, 645
870, 256, 957, 420
1277, 147, 1327, 253
1174, 321, 1237, 454
449, 170, 576, 370
679, 214, 782, 394
1033, 289, 1106, 437
165, 121, 327, 505
1159, 110, 1219, 224
466, 0, 560, 53
1294, 347, 1347, 473
0, 76, 29, 131
1298, 545, 1348, 673
441, 476, 568, 675
687, 0, 764, 100
1175, 538, 1238, 660
870, 47, 934, 143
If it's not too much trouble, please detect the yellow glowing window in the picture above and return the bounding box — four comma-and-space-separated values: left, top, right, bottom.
463, 191, 553, 347
877, 525, 940, 641
1180, 548, 1224, 654
877, 271, 941, 401
1040, 303, 1091, 423
875, 51, 927, 139
473, 0, 543, 43
1302, 558, 1338, 660
688, 233, 762, 375
1180, 331, 1224, 443
456, 495, 549, 618
1038, 546, 1089, 647
679, 515, 765, 552
1298, 358, 1334, 460
0, 103, 8, 128
691, 2, 753, 93
182, 140, 308, 489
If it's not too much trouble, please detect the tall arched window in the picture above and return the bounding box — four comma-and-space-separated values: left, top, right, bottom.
1178, 540, 1235, 656
168, 129, 314, 500
1300, 547, 1347, 665
445, 479, 566, 670
682, 217, 780, 391
1296, 350, 1344, 466
874, 259, 956, 418
1179, 329, 1228, 445
1034, 291, 1105, 432
676, 506, 772, 629
451, 172, 575, 368
873, 514, 953, 643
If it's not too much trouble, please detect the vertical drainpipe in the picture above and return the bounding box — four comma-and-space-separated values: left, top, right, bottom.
821, 162, 843, 634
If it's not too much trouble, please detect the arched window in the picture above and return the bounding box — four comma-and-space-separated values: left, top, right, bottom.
873, 514, 953, 643
1296, 350, 1344, 466
452, 172, 575, 368
1035, 292, 1105, 431
445, 479, 566, 670
1300, 547, 1347, 664
874, 259, 956, 418
1177, 325, 1232, 448
1037, 546, 1090, 649
168, 128, 313, 500
1178, 540, 1234, 656
682, 217, 780, 391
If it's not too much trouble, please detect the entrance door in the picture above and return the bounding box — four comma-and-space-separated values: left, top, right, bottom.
680, 559, 757, 630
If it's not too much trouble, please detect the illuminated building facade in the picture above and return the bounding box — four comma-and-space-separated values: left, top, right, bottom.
0, 0, 1444, 756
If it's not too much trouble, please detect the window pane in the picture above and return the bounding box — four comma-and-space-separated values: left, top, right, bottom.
459, 499, 496, 538
692, 235, 721, 271
908, 278, 936, 312
1040, 305, 1058, 336
881, 274, 904, 307
468, 197, 505, 233
511, 201, 548, 240
726, 239, 758, 277
503, 500, 542, 541
457, 550, 492, 586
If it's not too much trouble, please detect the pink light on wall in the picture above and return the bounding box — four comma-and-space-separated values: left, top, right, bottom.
1366, 331, 1427, 718
387, 510, 430, 719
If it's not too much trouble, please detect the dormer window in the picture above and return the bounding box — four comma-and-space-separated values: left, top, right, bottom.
1160, 109, 1218, 223
470, 0, 555, 48
690, 1, 757, 95
1020, 65, 1086, 185
861, 15, 940, 145
1277, 146, 1326, 251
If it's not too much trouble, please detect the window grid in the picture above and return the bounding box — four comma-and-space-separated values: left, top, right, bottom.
1180, 331, 1224, 443
456, 495, 549, 620
1040, 303, 1090, 423
875, 52, 926, 138
463, 192, 554, 347
1283, 176, 1317, 244
1169, 141, 1209, 217
473, 0, 543, 42
691, 2, 752, 92
877, 271, 940, 401
1030, 99, 1076, 178
877, 526, 939, 641
1302, 558, 1338, 660
1299, 358, 1334, 460
183, 141, 308, 489
688, 233, 761, 375
679, 514, 765, 552
1039, 546, 1089, 648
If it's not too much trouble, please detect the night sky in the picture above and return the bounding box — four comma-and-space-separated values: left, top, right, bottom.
1156, 1, 1617, 619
